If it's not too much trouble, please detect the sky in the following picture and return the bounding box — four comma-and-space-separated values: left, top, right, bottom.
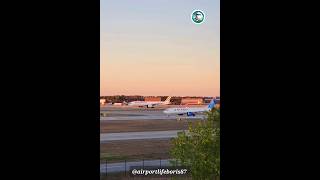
100, 0, 220, 97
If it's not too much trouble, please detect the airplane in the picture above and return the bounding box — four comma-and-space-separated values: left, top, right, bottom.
163, 99, 216, 117
128, 96, 172, 108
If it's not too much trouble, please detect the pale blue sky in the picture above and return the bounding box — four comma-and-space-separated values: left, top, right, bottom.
101, 0, 220, 96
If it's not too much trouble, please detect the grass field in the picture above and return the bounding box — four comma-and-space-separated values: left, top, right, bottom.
100, 119, 204, 163
100, 139, 173, 163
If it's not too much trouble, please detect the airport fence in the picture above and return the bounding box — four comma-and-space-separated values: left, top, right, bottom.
101, 158, 181, 176
101, 158, 219, 179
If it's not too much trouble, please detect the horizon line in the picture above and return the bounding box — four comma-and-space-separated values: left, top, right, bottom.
100, 95, 219, 97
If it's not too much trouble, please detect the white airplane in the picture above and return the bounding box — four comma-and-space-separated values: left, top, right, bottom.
128, 96, 172, 108
163, 99, 216, 117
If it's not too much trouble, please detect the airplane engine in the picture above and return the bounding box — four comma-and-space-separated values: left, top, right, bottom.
187, 112, 195, 116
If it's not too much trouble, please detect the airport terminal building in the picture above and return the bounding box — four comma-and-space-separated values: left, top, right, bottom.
100, 99, 106, 105
181, 98, 203, 105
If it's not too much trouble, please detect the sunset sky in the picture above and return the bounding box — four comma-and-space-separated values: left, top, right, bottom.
100, 0, 220, 97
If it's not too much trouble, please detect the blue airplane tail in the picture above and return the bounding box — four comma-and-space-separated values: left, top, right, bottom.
208, 99, 216, 109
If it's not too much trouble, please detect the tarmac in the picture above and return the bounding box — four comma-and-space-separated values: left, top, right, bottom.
100, 104, 202, 172
100, 105, 206, 121
100, 105, 202, 142
100, 130, 187, 142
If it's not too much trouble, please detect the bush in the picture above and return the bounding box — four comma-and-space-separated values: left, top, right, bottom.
170, 109, 220, 180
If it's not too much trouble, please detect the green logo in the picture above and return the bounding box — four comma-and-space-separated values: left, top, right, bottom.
191, 10, 205, 24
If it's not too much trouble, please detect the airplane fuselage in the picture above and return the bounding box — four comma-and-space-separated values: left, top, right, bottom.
163, 98, 216, 117
128, 101, 165, 106
163, 107, 210, 114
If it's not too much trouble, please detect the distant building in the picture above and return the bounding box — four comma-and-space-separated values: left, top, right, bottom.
100, 99, 106, 105
144, 96, 161, 102
214, 96, 220, 104
181, 98, 203, 105
204, 98, 213, 103
113, 103, 123, 106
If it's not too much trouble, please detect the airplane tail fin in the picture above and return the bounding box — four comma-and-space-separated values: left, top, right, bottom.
164, 96, 172, 103
208, 99, 216, 109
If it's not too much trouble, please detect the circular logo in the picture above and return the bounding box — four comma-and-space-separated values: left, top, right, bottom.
191, 10, 205, 24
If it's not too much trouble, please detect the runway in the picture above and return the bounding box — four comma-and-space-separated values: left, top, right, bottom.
100, 159, 173, 173
100, 107, 205, 121
100, 130, 187, 142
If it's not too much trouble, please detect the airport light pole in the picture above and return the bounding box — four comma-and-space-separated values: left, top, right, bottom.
124, 160, 126, 176
142, 159, 144, 168
106, 160, 108, 176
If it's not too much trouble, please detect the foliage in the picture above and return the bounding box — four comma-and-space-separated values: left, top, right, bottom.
170, 108, 220, 180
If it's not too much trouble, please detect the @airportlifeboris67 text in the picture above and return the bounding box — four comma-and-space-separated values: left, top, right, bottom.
130, 166, 189, 177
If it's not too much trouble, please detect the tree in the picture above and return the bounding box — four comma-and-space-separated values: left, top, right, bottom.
170, 108, 220, 180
